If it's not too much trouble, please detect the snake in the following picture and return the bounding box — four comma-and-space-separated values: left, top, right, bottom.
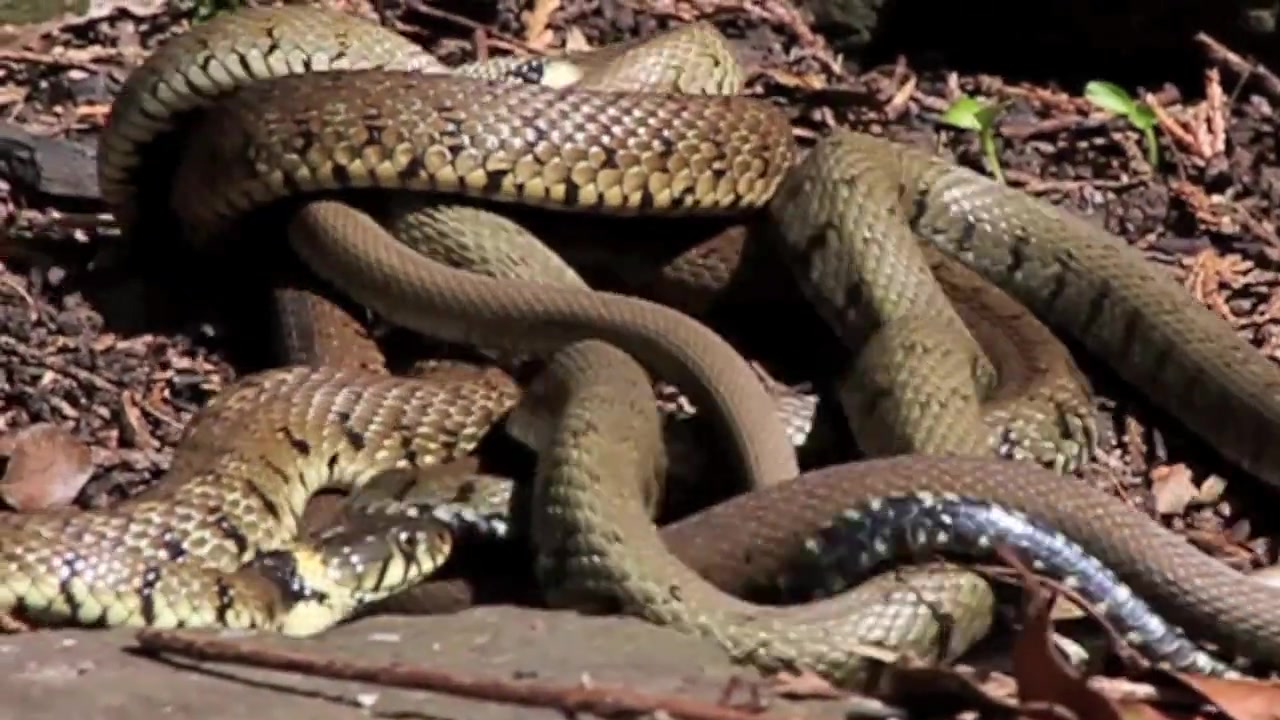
290, 201, 1280, 681
0, 4, 954, 639
4, 0, 1278, 687
97, 5, 1099, 478
513, 338, 1280, 688
0, 364, 516, 633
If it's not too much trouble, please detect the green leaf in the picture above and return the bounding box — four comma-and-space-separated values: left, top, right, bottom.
939, 95, 987, 131
973, 102, 1004, 129
1084, 80, 1137, 116
1129, 102, 1157, 130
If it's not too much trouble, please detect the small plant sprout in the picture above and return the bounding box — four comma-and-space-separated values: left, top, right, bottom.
1083, 80, 1160, 168
939, 94, 1007, 184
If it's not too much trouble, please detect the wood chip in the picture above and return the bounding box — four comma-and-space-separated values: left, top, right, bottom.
562, 26, 592, 53
1149, 464, 1200, 516
521, 0, 560, 49
118, 388, 158, 450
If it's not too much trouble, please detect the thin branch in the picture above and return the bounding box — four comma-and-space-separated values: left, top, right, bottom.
134, 629, 798, 720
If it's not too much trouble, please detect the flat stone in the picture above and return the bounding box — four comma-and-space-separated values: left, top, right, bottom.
0, 607, 856, 720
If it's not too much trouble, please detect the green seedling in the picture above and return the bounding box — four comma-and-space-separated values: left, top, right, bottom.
939, 95, 1007, 184
1083, 80, 1160, 168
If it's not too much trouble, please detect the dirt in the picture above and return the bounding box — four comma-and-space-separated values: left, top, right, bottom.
4, 0, 1280, 717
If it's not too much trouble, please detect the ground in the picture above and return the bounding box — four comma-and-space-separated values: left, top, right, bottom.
5, 612, 870, 720
5, 0, 1280, 718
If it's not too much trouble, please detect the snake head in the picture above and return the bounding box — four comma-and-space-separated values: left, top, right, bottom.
310, 502, 456, 601
248, 502, 456, 636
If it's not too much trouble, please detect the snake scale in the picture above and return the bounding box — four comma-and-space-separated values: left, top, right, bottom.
4, 1, 1280, 690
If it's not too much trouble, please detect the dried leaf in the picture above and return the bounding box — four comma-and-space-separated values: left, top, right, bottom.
1007, 549, 1125, 720
0, 422, 94, 511
873, 660, 1053, 718
118, 389, 158, 450
1160, 673, 1280, 720
1047, 594, 1090, 621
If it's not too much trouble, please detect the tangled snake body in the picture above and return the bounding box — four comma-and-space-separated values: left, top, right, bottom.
518, 339, 1278, 685
7, 2, 1280, 689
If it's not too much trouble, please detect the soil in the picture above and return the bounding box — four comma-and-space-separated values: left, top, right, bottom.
4, 0, 1280, 717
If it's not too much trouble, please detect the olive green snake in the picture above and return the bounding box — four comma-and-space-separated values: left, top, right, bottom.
5, 2, 1280, 690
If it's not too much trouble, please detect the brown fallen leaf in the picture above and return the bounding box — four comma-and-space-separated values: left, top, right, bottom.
1005, 547, 1126, 720
0, 422, 95, 511
873, 659, 1075, 719
1157, 672, 1280, 720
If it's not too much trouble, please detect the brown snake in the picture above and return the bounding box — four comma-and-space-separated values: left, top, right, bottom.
5, 1, 1280, 690
99, 6, 1103, 476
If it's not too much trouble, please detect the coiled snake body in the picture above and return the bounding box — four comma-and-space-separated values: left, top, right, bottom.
8, 3, 1280, 690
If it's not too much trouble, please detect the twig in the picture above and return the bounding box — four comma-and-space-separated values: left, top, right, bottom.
999, 116, 1098, 141
473, 27, 491, 62
1194, 31, 1280, 104
1002, 172, 1141, 196
981, 550, 1149, 673
1142, 92, 1205, 159
882, 73, 917, 120
0, 49, 101, 72
134, 628, 798, 720
0, 46, 145, 70
402, 0, 548, 57
1201, 68, 1228, 157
